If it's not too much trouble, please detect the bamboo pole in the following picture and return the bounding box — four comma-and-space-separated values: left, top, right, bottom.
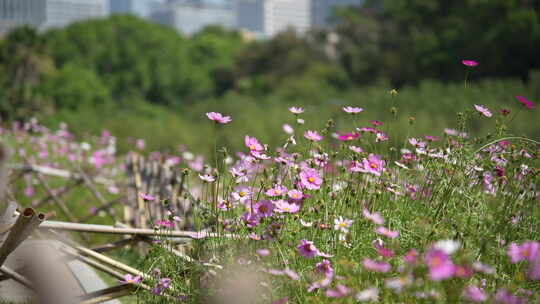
7, 163, 114, 185
0, 208, 45, 266
0, 265, 35, 289
90, 237, 141, 253
77, 284, 135, 304
40, 220, 232, 239
0, 201, 18, 234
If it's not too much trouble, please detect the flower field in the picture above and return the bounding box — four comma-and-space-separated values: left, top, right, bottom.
3, 85, 539, 303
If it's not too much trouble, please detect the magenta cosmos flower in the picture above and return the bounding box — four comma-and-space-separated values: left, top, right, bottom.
342, 106, 363, 114
289, 106, 304, 114
474, 105, 492, 117
337, 132, 360, 141
463, 285, 488, 302
424, 248, 455, 281
245, 135, 264, 152
299, 168, 323, 190
297, 239, 319, 258
507, 241, 539, 263
316, 259, 334, 277
304, 130, 323, 142
462, 60, 479, 67
516, 96, 535, 109
206, 112, 232, 124
254, 200, 274, 218
362, 258, 391, 273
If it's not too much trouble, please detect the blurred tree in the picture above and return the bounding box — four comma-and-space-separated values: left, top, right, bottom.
0, 26, 55, 120
42, 64, 110, 110
44, 15, 210, 106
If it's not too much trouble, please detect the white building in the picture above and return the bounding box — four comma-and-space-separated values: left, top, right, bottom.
151, 0, 235, 35
0, 0, 108, 34
109, 0, 163, 18
236, 0, 361, 38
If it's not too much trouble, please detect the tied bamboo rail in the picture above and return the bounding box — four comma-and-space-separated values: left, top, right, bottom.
40, 220, 237, 239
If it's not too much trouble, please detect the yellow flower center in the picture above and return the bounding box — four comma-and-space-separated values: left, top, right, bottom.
370, 163, 378, 169
274, 189, 281, 195
308, 177, 314, 183
239, 191, 246, 197
430, 257, 441, 267
347, 136, 353, 140
521, 249, 529, 257
339, 222, 348, 227
292, 193, 299, 199
250, 144, 256, 150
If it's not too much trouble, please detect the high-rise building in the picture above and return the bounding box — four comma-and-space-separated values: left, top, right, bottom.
236, 0, 362, 38
109, 0, 163, 18
151, 0, 235, 35
0, 0, 108, 34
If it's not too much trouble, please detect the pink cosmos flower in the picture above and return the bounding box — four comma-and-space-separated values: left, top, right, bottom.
376, 226, 399, 239
199, 174, 215, 183
136, 139, 145, 150
474, 105, 492, 117
266, 184, 287, 197
403, 249, 418, 265
299, 168, 323, 190
326, 284, 350, 298
528, 257, 540, 280
337, 132, 360, 141
370, 120, 383, 126
316, 259, 334, 277
362, 258, 391, 273
355, 154, 385, 176
275, 199, 300, 214
287, 189, 303, 200
24, 186, 34, 198
462, 60, 479, 67
139, 192, 155, 201
362, 208, 384, 225
297, 239, 319, 258
206, 112, 232, 124
516, 96, 535, 109
245, 135, 264, 152
241, 212, 260, 228
254, 200, 274, 217
304, 130, 323, 142
289, 107, 304, 114
155, 220, 173, 228
424, 248, 455, 281
256, 249, 270, 257
342, 106, 363, 114
375, 132, 389, 142
272, 298, 288, 304
119, 274, 141, 284
283, 124, 294, 134
463, 285, 488, 302
507, 241, 539, 263
349, 145, 363, 153
455, 265, 473, 278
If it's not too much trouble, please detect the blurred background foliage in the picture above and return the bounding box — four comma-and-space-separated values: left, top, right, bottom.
0, 0, 539, 154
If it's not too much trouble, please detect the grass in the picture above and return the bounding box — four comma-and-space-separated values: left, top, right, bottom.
2, 79, 540, 303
